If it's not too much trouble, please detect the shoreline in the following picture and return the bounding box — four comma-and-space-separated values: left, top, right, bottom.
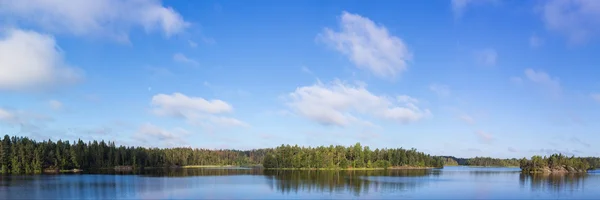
264, 166, 438, 170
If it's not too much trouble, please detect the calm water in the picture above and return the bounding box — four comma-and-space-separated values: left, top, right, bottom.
1, 166, 599, 199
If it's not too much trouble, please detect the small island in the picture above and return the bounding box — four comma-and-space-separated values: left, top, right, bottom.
519, 154, 593, 173
262, 143, 444, 170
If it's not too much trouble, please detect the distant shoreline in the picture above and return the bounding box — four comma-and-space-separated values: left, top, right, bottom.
264, 166, 437, 170
448, 165, 520, 168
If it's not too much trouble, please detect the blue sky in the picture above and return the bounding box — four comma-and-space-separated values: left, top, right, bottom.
1, 0, 599, 158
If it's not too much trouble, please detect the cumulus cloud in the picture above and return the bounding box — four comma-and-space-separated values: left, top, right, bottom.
151, 93, 247, 127
524, 68, 561, 96
0, 0, 189, 40
173, 53, 199, 66
0, 29, 82, 91
539, 0, 600, 44
48, 100, 63, 111
475, 130, 494, 144
319, 11, 412, 79
430, 84, 451, 97
474, 48, 497, 67
286, 80, 430, 127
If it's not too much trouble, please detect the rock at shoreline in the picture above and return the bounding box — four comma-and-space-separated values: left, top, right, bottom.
526, 166, 587, 174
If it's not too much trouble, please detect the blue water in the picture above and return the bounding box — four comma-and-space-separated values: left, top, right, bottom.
1, 166, 599, 199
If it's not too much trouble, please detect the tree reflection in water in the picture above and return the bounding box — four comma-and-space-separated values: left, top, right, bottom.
88, 167, 264, 177
519, 173, 587, 194
263, 169, 437, 197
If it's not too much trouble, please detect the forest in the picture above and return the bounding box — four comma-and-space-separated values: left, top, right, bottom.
519, 154, 599, 173
0, 135, 267, 174
0, 135, 442, 173
262, 143, 444, 169
441, 156, 520, 167
1, 134, 598, 174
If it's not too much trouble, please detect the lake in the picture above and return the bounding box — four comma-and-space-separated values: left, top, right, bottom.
1, 166, 599, 199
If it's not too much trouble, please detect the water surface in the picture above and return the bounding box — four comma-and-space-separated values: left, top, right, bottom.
1, 166, 599, 199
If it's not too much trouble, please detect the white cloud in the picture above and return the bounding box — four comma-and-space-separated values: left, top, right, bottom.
429, 84, 451, 97
397, 95, 419, 103
134, 123, 190, 147
0, 0, 188, 40
205, 116, 249, 127
475, 130, 494, 144
508, 147, 518, 152
0, 29, 82, 91
529, 35, 544, 48
286, 80, 430, 127
152, 93, 232, 116
592, 93, 600, 102
151, 93, 246, 127
474, 48, 497, 67
539, 0, 600, 44
173, 53, 199, 66
524, 68, 561, 96
48, 100, 63, 111
319, 11, 412, 79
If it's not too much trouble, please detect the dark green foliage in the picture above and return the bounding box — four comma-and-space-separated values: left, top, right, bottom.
441, 157, 460, 166
441, 156, 519, 167
583, 157, 600, 169
0, 135, 267, 174
466, 157, 520, 167
520, 154, 593, 173
262, 142, 444, 169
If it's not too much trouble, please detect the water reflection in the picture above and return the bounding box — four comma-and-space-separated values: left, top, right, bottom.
263, 169, 437, 196
1, 168, 599, 199
88, 167, 264, 177
519, 173, 588, 193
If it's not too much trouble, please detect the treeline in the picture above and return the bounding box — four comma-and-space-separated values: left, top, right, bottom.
441, 156, 468, 165
520, 154, 594, 173
584, 157, 600, 169
262, 143, 444, 169
442, 156, 520, 167
0, 135, 266, 174
466, 157, 520, 167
